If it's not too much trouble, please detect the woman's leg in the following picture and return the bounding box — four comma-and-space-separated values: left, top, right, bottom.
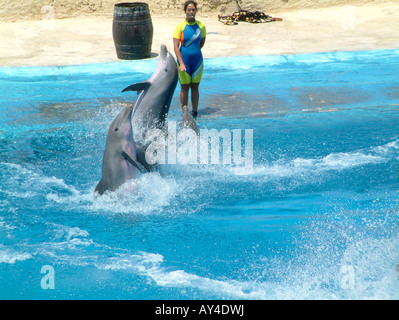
180, 84, 190, 108
190, 83, 200, 114
189, 61, 203, 116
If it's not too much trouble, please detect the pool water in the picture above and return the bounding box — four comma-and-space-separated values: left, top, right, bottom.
1, 49, 399, 299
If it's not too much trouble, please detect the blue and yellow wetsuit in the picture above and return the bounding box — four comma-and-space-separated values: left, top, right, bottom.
173, 20, 206, 84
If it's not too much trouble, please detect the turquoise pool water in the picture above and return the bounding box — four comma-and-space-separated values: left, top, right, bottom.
1, 49, 399, 299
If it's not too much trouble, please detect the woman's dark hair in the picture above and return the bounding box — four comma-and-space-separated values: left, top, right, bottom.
184, 0, 197, 11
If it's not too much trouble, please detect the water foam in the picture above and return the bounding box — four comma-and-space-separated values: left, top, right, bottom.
0, 159, 183, 218
96, 251, 272, 299
0, 245, 32, 264
91, 228, 399, 299
3, 206, 397, 299
229, 139, 399, 179
2, 162, 80, 199
283, 210, 399, 299
87, 172, 180, 216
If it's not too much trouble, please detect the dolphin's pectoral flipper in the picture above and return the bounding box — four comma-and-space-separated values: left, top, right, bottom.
122, 81, 151, 93
95, 179, 103, 195
122, 150, 144, 173
136, 145, 151, 172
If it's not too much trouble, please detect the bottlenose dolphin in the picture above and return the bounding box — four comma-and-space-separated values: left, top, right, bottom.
95, 105, 148, 195
122, 44, 178, 146
179, 105, 198, 134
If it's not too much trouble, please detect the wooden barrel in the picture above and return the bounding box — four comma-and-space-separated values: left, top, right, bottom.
112, 2, 153, 60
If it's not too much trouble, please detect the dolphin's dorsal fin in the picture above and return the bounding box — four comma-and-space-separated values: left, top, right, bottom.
122, 150, 144, 173
122, 81, 151, 93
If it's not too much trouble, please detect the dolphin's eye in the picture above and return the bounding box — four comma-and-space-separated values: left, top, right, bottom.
115, 128, 119, 131
165, 68, 168, 72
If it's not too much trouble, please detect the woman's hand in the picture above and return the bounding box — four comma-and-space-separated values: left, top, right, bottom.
179, 63, 187, 72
